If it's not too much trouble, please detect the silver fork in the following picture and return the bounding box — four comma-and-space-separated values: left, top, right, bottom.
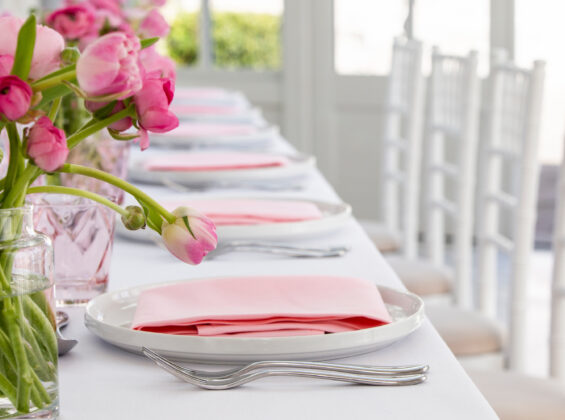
159, 177, 302, 192
207, 241, 350, 259
142, 347, 428, 389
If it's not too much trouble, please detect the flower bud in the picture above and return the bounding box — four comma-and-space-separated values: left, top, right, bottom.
26, 116, 69, 172
121, 205, 146, 230
61, 47, 80, 65
161, 207, 217, 265
0, 76, 32, 121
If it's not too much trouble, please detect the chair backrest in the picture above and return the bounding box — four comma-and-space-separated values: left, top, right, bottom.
381, 37, 425, 259
549, 137, 565, 380
476, 58, 545, 371
423, 48, 481, 309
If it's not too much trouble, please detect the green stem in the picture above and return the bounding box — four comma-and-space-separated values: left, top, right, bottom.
66, 105, 136, 150
27, 186, 128, 218
2, 166, 41, 209
57, 164, 176, 224
31, 68, 76, 92
48, 97, 62, 121
3, 124, 23, 203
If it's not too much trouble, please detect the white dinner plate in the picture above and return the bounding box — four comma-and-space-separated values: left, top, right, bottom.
115, 197, 352, 243
128, 152, 315, 187
148, 125, 278, 149
174, 107, 267, 125
85, 281, 424, 363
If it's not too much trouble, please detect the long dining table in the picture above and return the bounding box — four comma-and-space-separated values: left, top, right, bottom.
57, 114, 497, 419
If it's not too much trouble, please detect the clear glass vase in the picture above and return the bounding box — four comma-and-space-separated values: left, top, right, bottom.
0, 208, 58, 419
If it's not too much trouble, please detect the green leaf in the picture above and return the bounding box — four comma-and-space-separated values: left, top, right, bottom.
140, 37, 159, 49
11, 15, 37, 80
93, 101, 117, 120
33, 64, 76, 85
35, 84, 72, 110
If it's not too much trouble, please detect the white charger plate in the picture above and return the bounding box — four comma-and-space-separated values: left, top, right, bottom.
116, 197, 351, 244
149, 125, 278, 149
128, 152, 315, 187
84, 281, 424, 363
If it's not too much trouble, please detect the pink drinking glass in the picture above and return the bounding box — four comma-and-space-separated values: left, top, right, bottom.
31, 194, 116, 306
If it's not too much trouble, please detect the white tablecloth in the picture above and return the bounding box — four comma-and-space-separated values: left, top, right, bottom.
57, 136, 497, 420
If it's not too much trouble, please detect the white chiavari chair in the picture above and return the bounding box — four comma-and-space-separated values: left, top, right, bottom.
365, 37, 424, 257
465, 132, 565, 420
387, 48, 480, 304
428, 58, 546, 367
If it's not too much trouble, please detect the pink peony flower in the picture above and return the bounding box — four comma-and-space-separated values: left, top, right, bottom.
0, 55, 14, 77
85, 100, 133, 131
0, 16, 65, 80
76, 32, 143, 100
26, 117, 69, 172
0, 76, 32, 121
138, 9, 169, 38
139, 46, 176, 82
47, 4, 96, 40
134, 76, 178, 133
161, 207, 217, 265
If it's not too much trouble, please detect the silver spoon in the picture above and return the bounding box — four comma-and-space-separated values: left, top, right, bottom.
56, 311, 78, 356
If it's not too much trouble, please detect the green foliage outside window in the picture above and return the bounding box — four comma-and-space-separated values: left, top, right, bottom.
166, 12, 281, 70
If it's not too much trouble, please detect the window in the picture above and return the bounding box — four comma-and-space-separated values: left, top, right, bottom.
516, 0, 565, 164
413, 0, 489, 74
334, 0, 407, 75
164, 0, 283, 70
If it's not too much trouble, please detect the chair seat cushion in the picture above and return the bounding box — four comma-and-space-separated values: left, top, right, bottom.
360, 222, 401, 253
469, 370, 565, 420
385, 256, 452, 296
427, 305, 504, 356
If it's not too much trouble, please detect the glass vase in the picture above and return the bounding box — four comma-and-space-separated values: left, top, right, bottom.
0, 207, 58, 419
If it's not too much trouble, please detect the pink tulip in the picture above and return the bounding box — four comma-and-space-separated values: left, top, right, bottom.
0, 16, 64, 80
134, 77, 178, 133
161, 207, 217, 265
0, 76, 32, 121
138, 9, 169, 38
0, 55, 14, 77
139, 46, 176, 82
76, 32, 143, 100
26, 117, 69, 172
85, 100, 132, 131
47, 4, 96, 40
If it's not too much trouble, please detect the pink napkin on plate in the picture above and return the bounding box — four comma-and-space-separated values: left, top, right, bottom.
161, 123, 258, 138
171, 104, 244, 116
131, 276, 392, 337
143, 153, 289, 172
162, 199, 324, 225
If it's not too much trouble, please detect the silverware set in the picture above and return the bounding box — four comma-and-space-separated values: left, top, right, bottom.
142, 347, 428, 389
207, 241, 350, 259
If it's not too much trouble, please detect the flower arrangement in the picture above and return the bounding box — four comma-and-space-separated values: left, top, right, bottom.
0, 7, 216, 417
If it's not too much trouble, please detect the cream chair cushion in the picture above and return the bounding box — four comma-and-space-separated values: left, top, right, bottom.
360, 221, 401, 253
427, 305, 504, 356
469, 370, 565, 420
385, 256, 453, 296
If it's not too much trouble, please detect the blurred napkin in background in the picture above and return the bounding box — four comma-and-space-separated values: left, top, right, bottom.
143, 152, 290, 172
131, 276, 392, 337
162, 199, 324, 225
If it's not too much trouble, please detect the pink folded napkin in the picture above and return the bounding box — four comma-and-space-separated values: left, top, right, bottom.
162, 199, 324, 225
171, 104, 244, 116
143, 153, 289, 172
161, 123, 258, 138
131, 276, 392, 337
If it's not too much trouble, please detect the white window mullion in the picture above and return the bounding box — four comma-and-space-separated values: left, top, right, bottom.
199, 0, 213, 69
